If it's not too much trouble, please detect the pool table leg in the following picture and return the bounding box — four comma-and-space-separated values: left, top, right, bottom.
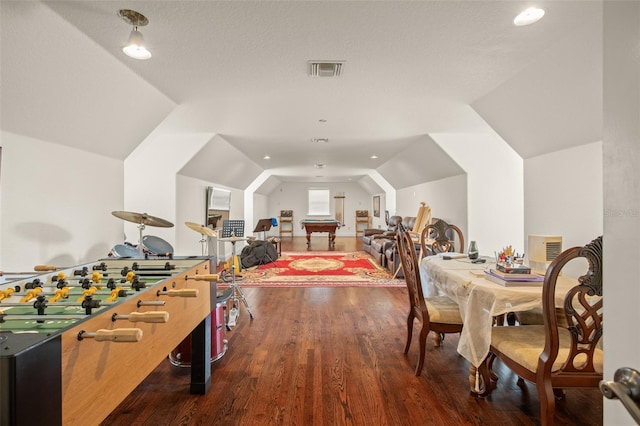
306, 232, 311, 245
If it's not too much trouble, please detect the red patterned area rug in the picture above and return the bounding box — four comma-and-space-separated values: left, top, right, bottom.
239, 251, 405, 287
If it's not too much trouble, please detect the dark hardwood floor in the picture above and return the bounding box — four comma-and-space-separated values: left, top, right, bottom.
102, 237, 602, 425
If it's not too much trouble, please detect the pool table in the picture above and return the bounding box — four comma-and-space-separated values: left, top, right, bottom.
300, 219, 342, 247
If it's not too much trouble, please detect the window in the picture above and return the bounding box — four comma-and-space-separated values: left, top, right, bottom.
308, 188, 330, 216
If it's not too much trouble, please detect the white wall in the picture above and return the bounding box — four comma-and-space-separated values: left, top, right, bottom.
432, 126, 524, 256
524, 142, 603, 278
603, 2, 640, 424
267, 182, 371, 236
396, 174, 468, 243
176, 174, 244, 263
123, 132, 213, 247
175, 175, 209, 256
252, 192, 272, 238
0, 132, 123, 271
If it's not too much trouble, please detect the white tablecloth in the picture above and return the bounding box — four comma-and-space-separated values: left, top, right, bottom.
420, 255, 575, 367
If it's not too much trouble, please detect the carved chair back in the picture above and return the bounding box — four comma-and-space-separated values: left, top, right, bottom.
420, 219, 465, 257
541, 236, 603, 380
396, 223, 427, 322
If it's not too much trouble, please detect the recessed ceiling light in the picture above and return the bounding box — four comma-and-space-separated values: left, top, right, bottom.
311, 138, 328, 143
514, 7, 545, 26
370, 155, 378, 159
319, 119, 327, 123
314, 162, 327, 169
263, 155, 270, 160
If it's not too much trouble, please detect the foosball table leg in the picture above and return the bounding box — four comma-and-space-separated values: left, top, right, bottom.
189, 315, 212, 394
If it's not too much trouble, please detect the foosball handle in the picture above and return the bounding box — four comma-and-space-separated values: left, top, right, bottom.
34, 265, 58, 272
187, 274, 219, 282
0, 288, 16, 301
125, 311, 170, 323
20, 288, 43, 303
94, 328, 143, 342
162, 289, 198, 297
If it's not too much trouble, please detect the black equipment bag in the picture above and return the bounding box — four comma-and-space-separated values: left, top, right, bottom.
240, 240, 277, 268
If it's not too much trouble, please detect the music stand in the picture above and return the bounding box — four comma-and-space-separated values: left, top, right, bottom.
252, 218, 277, 265
221, 220, 245, 238
253, 218, 273, 241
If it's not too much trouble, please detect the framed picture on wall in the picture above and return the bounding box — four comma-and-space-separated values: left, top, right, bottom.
373, 195, 380, 217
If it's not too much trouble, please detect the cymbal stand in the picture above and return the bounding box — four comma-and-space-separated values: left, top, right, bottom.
198, 233, 208, 256
226, 239, 254, 327
137, 222, 146, 256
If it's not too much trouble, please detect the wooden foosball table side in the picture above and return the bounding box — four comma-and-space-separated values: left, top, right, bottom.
60, 261, 213, 426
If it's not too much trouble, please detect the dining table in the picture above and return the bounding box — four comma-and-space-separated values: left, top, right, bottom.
419, 254, 576, 392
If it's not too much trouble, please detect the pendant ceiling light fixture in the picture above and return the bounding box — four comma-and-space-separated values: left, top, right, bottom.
118, 9, 152, 60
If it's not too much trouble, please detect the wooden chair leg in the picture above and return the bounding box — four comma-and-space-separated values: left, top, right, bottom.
487, 353, 498, 382
415, 323, 430, 376
433, 332, 445, 347
536, 376, 556, 426
404, 312, 414, 354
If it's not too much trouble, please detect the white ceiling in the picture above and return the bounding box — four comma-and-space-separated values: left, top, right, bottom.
1, 1, 603, 191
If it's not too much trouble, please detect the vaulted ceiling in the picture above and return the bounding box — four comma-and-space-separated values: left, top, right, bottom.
1, 1, 602, 193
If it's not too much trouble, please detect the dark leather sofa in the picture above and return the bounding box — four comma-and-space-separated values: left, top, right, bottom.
362, 215, 401, 261
362, 216, 416, 272
383, 217, 454, 278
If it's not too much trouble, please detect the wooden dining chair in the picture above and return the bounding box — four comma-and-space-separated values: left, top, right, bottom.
396, 223, 463, 376
420, 219, 464, 258
477, 236, 603, 425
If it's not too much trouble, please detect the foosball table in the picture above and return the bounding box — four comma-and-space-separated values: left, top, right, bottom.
0, 256, 218, 426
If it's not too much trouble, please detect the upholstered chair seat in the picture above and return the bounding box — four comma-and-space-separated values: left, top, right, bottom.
515, 307, 568, 327
491, 326, 603, 374
425, 296, 463, 325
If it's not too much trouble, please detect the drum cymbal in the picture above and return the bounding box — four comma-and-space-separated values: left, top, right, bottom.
111, 211, 174, 228
185, 222, 217, 237
218, 236, 248, 242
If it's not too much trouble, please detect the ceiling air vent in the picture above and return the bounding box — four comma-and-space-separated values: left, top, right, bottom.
308, 61, 345, 77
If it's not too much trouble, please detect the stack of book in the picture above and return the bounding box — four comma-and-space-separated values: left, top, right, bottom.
484, 265, 544, 287
495, 263, 532, 274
